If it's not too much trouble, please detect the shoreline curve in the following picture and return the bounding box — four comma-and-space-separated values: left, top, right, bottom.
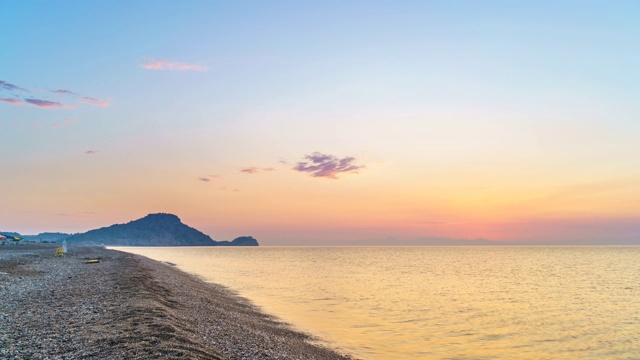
0, 244, 353, 359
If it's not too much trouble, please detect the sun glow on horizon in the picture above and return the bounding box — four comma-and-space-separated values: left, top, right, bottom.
2, 1, 640, 244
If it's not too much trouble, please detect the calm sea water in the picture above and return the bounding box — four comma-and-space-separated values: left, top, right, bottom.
112, 246, 640, 359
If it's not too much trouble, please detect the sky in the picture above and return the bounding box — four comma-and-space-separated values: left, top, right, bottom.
2, 1, 639, 245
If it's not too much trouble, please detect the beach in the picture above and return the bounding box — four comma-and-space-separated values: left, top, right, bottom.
0, 244, 352, 359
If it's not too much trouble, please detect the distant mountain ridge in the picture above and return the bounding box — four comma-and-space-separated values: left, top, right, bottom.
23, 232, 71, 243
65, 213, 258, 246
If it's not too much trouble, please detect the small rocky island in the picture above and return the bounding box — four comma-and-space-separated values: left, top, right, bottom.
64, 213, 259, 246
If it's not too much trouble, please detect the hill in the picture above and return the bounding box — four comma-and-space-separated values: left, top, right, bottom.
65, 213, 258, 246
22, 232, 71, 243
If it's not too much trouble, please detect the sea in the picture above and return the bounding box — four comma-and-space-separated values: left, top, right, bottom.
112, 246, 640, 359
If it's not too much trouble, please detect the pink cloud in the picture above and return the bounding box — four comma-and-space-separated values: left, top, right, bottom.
198, 177, 211, 182
294, 152, 365, 179
141, 58, 208, 71
240, 167, 278, 174
240, 167, 259, 174
0, 97, 24, 105
85, 150, 98, 154
80, 96, 110, 107
25, 98, 74, 109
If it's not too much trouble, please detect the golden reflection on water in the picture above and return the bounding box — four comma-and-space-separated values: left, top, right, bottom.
113, 246, 640, 359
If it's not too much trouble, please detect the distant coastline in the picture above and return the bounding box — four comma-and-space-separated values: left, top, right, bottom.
3, 213, 638, 247
3, 213, 259, 247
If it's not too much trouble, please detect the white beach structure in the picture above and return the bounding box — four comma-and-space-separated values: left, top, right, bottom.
62, 239, 68, 254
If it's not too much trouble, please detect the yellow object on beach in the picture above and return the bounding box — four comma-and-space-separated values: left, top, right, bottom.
55, 247, 64, 257
84, 259, 101, 264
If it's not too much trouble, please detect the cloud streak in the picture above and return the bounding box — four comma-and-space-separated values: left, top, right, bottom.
1, 80, 109, 110
240, 167, 259, 174
197, 174, 221, 182
141, 58, 208, 71
294, 152, 364, 179
79, 96, 110, 107
240, 167, 279, 174
0, 97, 24, 105
25, 98, 74, 109
52, 89, 76, 95
0, 80, 27, 92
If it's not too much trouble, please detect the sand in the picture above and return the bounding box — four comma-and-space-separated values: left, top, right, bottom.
0, 244, 353, 359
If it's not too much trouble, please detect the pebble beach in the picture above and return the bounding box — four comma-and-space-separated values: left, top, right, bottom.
0, 244, 352, 359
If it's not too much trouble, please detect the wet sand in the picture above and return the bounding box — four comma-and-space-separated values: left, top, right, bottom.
0, 244, 352, 359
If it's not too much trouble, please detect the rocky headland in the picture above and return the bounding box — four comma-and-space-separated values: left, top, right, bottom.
64, 213, 259, 247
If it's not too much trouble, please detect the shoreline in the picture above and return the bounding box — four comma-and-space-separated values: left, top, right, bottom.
0, 244, 353, 359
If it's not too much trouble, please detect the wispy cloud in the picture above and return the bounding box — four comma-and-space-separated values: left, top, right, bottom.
1, 80, 109, 111
79, 96, 110, 107
0, 97, 24, 105
0, 80, 27, 92
25, 98, 75, 109
240, 167, 278, 174
52, 89, 76, 95
294, 152, 364, 179
85, 150, 98, 154
240, 167, 259, 174
197, 174, 221, 182
141, 58, 208, 71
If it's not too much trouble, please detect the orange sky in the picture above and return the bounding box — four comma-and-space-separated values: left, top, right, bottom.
2, 2, 640, 244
